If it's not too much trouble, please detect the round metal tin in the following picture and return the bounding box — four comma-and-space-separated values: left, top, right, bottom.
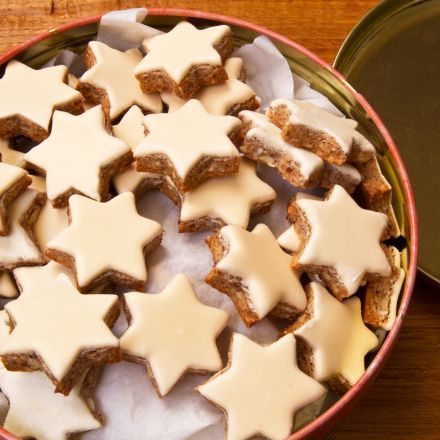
335, 0, 439, 284
0, 9, 418, 440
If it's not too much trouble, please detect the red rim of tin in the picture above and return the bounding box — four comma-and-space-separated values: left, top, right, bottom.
0, 9, 418, 440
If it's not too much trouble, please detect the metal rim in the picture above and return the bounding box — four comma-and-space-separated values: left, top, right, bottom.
0, 9, 418, 440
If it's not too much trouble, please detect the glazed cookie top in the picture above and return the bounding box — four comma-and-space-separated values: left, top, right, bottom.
293, 282, 378, 385
47, 192, 163, 288
0, 139, 26, 168
0, 364, 101, 440
112, 105, 146, 151
135, 21, 231, 82
0, 61, 81, 130
295, 185, 390, 295
14, 261, 74, 299
269, 99, 375, 156
24, 106, 131, 205
1, 274, 119, 381
197, 333, 326, 440
180, 159, 276, 228
239, 110, 324, 179
162, 57, 258, 115
0, 189, 43, 269
120, 273, 229, 396
135, 99, 240, 181
80, 41, 162, 119
216, 224, 307, 319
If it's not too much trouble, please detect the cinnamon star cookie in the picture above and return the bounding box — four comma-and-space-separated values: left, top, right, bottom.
47, 192, 163, 292
79, 41, 162, 121
178, 158, 276, 232
285, 282, 378, 393
205, 223, 307, 327
267, 99, 375, 165
161, 57, 259, 116
0, 60, 82, 141
0, 189, 45, 271
134, 99, 241, 192
0, 273, 120, 395
135, 21, 233, 99
24, 105, 132, 208
120, 273, 228, 396
197, 333, 326, 440
288, 185, 391, 299
0, 363, 102, 440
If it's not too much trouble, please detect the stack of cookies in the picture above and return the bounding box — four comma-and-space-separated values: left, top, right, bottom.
0, 20, 405, 440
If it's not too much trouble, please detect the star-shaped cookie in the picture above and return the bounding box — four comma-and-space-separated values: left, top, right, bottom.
134, 99, 241, 192
0, 60, 83, 141
205, 223, 307, 327
135, 21, 233, 99
79, 41, 162, 121
267, 98, 375, 165
0, 363, 101, 440
179, 158, 276, 232
0, 162, 31, 235
120, 273, 228, 396
161, 57, 259, 116
287, 282, 378, 392
197, 333, 326, 440
289, 184, 391, 299
112, 105, 164, 197
0, 189, 45, 271
47, 192, 163, 292
0, 273, 120, 395
24, 105, 132, 207
14, 261, 74, 299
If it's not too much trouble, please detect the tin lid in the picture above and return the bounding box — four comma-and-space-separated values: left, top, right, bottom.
335, 0, 440, 284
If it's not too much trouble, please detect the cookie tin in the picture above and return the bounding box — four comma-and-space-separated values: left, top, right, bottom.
0, 9, 418, 440
335, 0, 439, 284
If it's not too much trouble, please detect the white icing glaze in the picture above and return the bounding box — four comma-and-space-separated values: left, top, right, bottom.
135, 21, 230, 82
0, 162, 27, 194
270, 99, 359, 154
197, 333, 326, 440
217, 224, 307, 319
240, 110, 323, 179
135, 99, 240, 180
180, 159, 275, 228
297, 185, 391, 295
112, 105, 162, 195
1, 273, 119, 381
0, 60, 81, 130
0, 139, 25, 168
47, 192, 163, 288
0, 189, 42, 268
162, 57, 257, 115
14, 261, 74, 298
24, 106, 131, 204
277, 192, 322, 252
0, 272, 18, 298
327, 163, 361, 183
294, 282, 378, 385
120, 273, 228, 396
80, 41, 162, 119
0, 363, 101, 440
